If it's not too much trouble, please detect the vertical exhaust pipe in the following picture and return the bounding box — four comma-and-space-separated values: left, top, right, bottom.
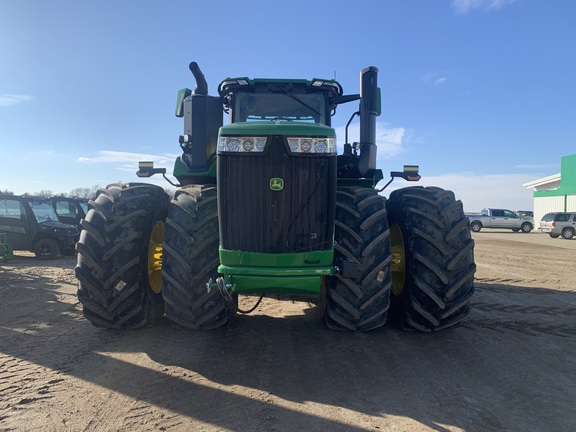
189, 62, 209, 95
358, 66, 379, 176
180, 62, 222, 170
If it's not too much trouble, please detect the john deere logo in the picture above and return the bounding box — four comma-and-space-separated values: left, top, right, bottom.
270, 178, 284, 191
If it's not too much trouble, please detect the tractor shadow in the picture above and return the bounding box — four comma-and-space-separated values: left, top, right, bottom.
2, 273, 576, 431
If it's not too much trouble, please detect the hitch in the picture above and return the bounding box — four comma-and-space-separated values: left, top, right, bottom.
207, 277, 238, 314
206, 277, 264, 315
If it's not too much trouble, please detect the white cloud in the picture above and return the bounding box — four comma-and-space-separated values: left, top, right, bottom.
384, 171, 536, 213
78, 150, 178, 168
335, 122, 408, 160
513, 163, 558, 171
435, 77, 448, 86
0, 94, 34, 107
452, 0, 518, 14
421, 72, 449, 86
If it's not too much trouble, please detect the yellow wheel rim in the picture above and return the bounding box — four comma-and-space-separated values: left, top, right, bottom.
390, 224, 406, 296
148, 220, 165, 294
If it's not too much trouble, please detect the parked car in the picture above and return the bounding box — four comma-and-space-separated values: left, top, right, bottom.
517, 210, 534, 217
50, 197, 88, 227
539, 212, 576, 239
468, 208, 533, 233
0, 195, 79, 259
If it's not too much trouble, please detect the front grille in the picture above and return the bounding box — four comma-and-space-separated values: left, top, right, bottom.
218, 136, 336, 254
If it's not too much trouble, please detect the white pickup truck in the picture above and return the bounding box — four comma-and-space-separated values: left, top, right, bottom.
467, 208, 534, 233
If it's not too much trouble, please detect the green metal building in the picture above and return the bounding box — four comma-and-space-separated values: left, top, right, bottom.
523, 154, 576, 225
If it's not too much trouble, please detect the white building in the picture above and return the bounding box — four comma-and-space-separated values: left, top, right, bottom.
523, 154, 576, 225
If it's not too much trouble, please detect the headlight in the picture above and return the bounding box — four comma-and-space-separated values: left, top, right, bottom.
218, 136, 267, 153
287, 137, 336, 154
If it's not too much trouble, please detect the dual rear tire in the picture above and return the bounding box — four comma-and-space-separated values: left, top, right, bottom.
161, 185, 230, 329
76, 183, 229, 330
386, 187, 476, 331
76, 183, 475, 332
323, 186, 475, 332
322, 186, 391, 331
76, 183, 169, 329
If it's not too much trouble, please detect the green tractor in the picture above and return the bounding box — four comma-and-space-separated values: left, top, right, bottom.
75, 62, 475, 331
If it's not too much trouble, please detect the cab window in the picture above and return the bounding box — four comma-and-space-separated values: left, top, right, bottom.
55, 201, 77, 218
234, 91, 327, 124
0, 199, 25, 219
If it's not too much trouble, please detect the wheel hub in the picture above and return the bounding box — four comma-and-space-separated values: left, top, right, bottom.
390, 224, 406, 296
147, 220, 165, 294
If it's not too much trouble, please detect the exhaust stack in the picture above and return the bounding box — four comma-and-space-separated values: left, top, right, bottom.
189, 62, 208, 95
358, 66, 379, 176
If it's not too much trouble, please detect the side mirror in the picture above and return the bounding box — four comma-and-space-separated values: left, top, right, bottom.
378, 165, 421, 191
391, 165, 421, 182
137, 161, 166, 178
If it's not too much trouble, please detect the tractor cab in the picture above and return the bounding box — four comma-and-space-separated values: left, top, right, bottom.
218, 77, 343, 125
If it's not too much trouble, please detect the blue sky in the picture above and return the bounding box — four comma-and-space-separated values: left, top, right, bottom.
1, 0, 575, 212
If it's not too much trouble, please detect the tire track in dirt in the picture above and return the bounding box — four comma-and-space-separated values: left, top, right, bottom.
468, 282, 576, 337
0, 355, 68, 428
464, 318, 576, 336
473, 302, 576, 316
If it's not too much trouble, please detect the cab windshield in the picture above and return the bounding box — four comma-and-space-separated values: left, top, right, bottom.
29, 199, 60, 223
234, 91, 327, 124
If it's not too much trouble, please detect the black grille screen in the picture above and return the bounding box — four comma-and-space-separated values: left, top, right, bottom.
218, 136, 336, 253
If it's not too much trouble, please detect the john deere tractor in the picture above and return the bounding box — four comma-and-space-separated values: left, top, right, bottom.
75, 62, 475, 331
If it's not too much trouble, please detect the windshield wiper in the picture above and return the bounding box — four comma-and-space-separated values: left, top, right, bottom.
267, 84, 322, 117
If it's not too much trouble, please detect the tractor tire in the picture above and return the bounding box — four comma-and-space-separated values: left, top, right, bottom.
162, 185, 229, 329
34, 238, 60, 259
387, 186, 476, 332
321, 186, 391, 331
75, 183, 169, 329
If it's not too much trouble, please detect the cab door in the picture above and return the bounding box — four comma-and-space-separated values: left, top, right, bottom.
52, 199, 80, 226
0, 198, 31, 250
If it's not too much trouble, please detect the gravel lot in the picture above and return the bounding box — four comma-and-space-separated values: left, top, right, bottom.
1, 231, 575, 431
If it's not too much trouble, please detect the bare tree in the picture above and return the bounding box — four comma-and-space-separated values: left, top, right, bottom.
69, 185, 100, 199
35, 190, 54, 197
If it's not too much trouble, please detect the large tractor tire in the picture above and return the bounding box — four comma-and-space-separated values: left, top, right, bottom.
162, 185, 229, 329
387, 186, 476, 332
75, 183, 169, 329
322, 186, 392, 331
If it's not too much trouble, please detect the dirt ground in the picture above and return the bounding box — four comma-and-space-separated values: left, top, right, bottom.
1, 231, 575, 432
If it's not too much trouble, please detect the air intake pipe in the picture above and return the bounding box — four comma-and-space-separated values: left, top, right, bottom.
358, 66, 379, 176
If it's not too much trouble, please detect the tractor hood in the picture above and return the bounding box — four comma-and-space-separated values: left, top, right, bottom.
219, 121, 335, 137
